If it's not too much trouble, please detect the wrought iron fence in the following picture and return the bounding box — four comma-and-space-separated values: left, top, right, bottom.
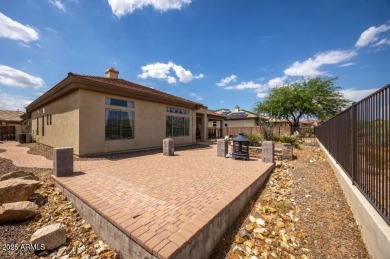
0, 125, 16, 141
207, 127, 223, 139
316, 84, 390, 225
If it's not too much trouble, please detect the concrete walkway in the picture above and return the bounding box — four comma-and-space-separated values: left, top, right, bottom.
0, 141, 274, 258
0, 141, 52, 168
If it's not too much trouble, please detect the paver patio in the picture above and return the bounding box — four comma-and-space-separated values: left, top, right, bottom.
0, 141, 274, 258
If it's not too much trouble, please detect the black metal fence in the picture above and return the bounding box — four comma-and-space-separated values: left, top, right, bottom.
0, 125, 16, 141
289, 127, 317, 146
207, 127, 223, 139
316, 84, 390, 225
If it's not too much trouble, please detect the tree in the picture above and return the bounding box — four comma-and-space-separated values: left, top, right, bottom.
254, 77, 349, 129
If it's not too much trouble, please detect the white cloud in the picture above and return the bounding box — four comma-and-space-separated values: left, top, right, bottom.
0, 65, 44, 88
372, 38, 390, 47
0, 13, 39, 42
18, 42, 30, 48
355, 23, 390, 48
284, 49, 357, 77
189, 92, 202, 101
49, 0, 65, 11
339, 62, 355, 67
0, 91, 32, 111
108, 0, 192, 17
224, 86, 235, 90
234, 81, 263, 90
216, 75, 237, 87
224, 81, 264, 90
341, 88, 378, 102
138, 61, 203, 84
266, 76, 287, 88
220, 100, 225, 103
256, 92, 267, 98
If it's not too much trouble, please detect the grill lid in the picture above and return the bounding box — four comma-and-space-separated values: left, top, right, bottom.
233, 132, 249, 142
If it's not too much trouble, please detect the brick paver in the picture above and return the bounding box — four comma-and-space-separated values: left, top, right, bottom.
0, 141, 273, 258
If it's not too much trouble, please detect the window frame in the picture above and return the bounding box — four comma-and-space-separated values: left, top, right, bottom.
105, 97, 135, 141
166, 115, 190, 137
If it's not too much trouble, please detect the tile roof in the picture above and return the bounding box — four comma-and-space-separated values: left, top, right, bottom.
26, 72, 203, 113
70, 73, 202, 108
207, 110, 226, 119
0, 110, 24, 122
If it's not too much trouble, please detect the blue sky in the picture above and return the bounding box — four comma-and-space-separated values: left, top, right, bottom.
0, 0, 389, 112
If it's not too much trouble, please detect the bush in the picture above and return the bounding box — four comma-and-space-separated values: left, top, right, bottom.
243, 132, 263, 146
274, 134, 302, 148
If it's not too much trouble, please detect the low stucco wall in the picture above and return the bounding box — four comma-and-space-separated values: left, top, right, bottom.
318, 140, 390, 259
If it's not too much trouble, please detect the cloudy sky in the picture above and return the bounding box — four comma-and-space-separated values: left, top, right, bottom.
0, 0, 389, 111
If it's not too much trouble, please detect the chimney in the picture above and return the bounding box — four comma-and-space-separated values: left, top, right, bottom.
233, 105, 240, 112
105, 67, 119, 79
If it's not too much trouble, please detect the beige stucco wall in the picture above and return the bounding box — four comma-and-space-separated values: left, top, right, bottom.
78, 89, 195, 156
31, 90, 80, 154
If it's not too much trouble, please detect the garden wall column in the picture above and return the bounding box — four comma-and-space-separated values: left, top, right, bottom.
53, 147, 73, 177
262, 141, 274, 163
163, 138, 174, 156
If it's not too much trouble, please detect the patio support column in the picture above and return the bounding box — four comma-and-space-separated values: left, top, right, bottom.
220, 120, 225, 137
202, 114, 208, 141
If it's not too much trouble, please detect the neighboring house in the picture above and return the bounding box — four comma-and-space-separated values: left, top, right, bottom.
0, 110, 25, 141
211, 105, 267, 127
25, 68, 217, 156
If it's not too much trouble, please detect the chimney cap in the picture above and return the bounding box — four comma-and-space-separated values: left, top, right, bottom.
105, 67, 119, 74
105, 67, 119, 79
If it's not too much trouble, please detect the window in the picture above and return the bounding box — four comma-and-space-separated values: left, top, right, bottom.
105, 110, 134, 140
106, 97, 134, 108
47, 115, 49, 125
50, 114, 52, 125
105, 97, 135, 140
42, 116, 45, 136
36, 117, 39, 135
166, 116, 189, 137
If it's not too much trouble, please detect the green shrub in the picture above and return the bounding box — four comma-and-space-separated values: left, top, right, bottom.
243, 132, 263, 146
277, 134, 302, 148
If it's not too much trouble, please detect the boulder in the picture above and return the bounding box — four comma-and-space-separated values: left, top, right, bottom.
0, 201, 39, 223
30, 223, 67, 251
0, 178, 40, 205
0, 171, 39, 181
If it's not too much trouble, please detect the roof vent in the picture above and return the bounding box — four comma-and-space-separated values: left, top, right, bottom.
105, 67, 119, 79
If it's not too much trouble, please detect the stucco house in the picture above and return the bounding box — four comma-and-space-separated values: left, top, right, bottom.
211, 106, 268, 127
25, 68, 218, 156
0, 110, 25, 141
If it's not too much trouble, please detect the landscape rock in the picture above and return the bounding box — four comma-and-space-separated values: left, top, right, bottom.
0, 201, 39, 223
0, 170, 39, 181
0, 178, 40, 204
30, 223, 67, 251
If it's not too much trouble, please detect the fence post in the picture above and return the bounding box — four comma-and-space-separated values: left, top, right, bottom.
352, 102, 357, 185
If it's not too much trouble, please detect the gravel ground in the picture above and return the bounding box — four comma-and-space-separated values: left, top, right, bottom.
0, 148, 118, 259
212, 145, 369, 258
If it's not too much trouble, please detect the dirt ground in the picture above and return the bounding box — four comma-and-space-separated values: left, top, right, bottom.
212, 145, 369, 258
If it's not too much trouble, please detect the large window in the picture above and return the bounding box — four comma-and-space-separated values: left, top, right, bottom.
105, 97, 135, 140
105, 110, 134, 140
166, 116, 189, 137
